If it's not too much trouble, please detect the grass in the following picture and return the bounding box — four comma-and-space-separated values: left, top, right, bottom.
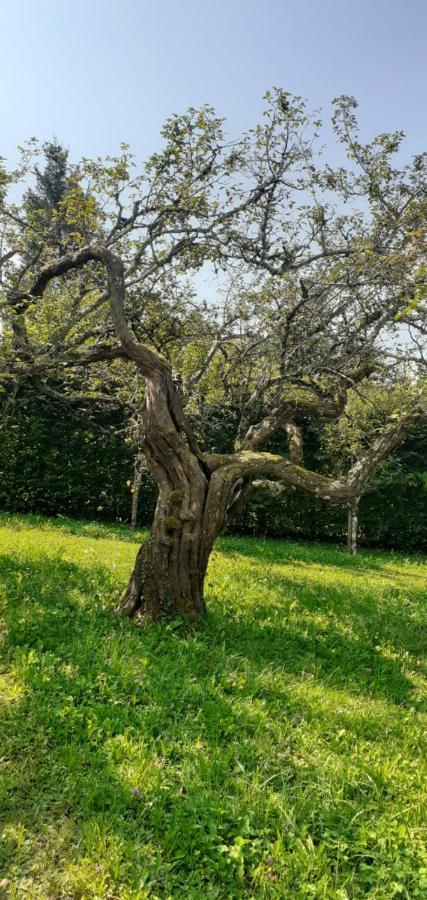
0, 512, 426, 899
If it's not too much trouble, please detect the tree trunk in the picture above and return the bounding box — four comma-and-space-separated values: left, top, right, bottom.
130, 454, 143, 530
120, 488, 209, 621
347, 500, 359, 556
118, 460, 245, 621
117, 369, 240, 623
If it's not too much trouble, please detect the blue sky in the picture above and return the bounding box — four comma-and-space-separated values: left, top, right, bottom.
2, 0, 426, 166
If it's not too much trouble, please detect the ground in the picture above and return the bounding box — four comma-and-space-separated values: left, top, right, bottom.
0, 513, 426, 899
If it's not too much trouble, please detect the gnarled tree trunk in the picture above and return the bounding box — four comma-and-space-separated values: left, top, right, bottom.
118, 369, 243, 622
120, 485, 209, 621
118, 463, 244, 621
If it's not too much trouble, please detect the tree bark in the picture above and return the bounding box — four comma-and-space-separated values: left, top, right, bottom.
119, 489, 209, 622
118, 455, 238, 622
347, 500, 359, 556
130, 453, 143, 530
117, 367, 243, 622
283, 420, 304, 466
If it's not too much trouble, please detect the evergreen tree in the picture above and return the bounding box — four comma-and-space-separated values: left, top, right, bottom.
25, 140, 69, 254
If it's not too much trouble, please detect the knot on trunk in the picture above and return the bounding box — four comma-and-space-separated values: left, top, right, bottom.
164, 488, 185, 530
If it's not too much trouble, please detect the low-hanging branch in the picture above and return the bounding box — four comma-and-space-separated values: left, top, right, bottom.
206, 409, 418, 505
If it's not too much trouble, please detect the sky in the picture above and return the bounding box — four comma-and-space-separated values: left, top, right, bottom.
1, 0, 426, 169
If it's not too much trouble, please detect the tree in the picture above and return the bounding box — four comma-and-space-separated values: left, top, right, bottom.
318, 379, 427, 554
0, 92, 426, 621
24, 140, 70, 254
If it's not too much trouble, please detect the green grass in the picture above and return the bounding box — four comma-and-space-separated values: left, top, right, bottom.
0, 513, 426, 899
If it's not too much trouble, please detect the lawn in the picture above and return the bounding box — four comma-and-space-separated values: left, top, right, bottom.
0, 513, 426, 899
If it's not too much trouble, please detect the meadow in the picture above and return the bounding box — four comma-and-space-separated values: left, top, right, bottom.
0, 514, 426, 898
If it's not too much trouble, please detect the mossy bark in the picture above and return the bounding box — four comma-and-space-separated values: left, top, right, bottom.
117, 369, 239, 622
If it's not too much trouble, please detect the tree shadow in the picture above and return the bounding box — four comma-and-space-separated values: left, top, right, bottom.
1, 553, 283, 894
0, 547, 424, 895
215, 558, 426, 681
220, 534, 427, 573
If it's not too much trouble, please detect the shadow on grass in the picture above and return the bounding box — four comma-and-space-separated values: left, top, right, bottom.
0, 549, 421, 708
0, 552, 291, 894
221, 567, 427, 668
0, 547, 425, 894
220, 533, 427, 573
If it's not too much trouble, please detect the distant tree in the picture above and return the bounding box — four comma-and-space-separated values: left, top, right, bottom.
319, 380, 427, 553
0, 92, 426, 622
24, 140, 70, 254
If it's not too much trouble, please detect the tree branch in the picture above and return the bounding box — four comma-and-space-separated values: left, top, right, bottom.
207, 411, 419, 504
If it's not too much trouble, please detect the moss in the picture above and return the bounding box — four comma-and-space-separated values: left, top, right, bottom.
164, 515, 182, 530
204, 453, 233, 470
168, 489, 184, 507
164, 489, 184, 529
145, 343, 168, 364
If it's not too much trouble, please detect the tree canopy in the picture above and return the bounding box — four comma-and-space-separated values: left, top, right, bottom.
1, 90, 426, 620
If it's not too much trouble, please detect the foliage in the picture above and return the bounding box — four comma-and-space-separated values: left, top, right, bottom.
24, 141, 70, 255
0, 394, 156, 524
1, 92, 425, 448
321, 381, 427, 472
0, 514, 426, 897
0, 398, 425, 551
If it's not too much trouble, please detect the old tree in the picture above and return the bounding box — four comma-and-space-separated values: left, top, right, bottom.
0, 92, 426, 621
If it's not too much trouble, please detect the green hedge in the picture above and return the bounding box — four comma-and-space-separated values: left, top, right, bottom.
231, 473, 427, 552
0, 398, 156, 525
0, 397, 425, 551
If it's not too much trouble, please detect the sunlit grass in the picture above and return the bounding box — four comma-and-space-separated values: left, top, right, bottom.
0, 513, 426, 898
